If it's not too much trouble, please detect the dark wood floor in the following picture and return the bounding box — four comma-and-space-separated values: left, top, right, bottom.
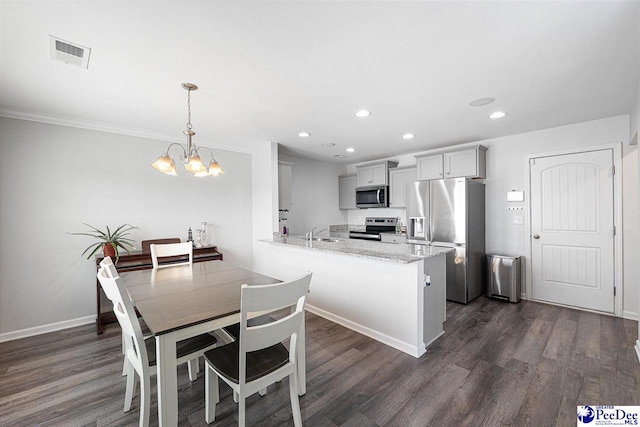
1, 297, 639, 426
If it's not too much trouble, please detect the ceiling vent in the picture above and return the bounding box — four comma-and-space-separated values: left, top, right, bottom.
49, 35, 91, 69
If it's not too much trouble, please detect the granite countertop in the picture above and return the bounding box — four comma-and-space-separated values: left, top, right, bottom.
262, 235, 453, 264
329, 224, 365, 232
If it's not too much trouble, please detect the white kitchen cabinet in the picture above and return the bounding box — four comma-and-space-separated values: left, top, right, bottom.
278, 162, 293, 211
416, 145, 487, 180
339, 175, 357, 210
380, 233, 407, 244
389, 167, 417, 208
416, 154, 444, 180
356, 161, 399, 187
329, 231, 349, 239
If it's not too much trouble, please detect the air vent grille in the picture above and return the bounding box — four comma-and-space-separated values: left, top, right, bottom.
55, 40, 84, 58
49, 35, 91, 69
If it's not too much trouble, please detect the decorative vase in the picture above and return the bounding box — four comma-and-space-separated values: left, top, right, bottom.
102, 243, 116, 258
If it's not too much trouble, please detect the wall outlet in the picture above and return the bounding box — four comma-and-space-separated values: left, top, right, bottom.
513, 216, 523, 225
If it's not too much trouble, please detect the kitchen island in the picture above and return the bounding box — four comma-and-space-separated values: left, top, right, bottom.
254, 236, 452, 357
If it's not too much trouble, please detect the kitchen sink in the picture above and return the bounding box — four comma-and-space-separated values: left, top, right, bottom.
312, 237, 341, 243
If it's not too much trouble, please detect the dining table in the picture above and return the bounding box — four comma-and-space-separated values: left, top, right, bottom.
120, 260, 307, 426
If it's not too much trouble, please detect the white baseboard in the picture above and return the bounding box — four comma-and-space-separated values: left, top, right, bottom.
305, 304, 427, 358
0, 315, 96, 343
623, 310, 639, 321
635, 340, 640, 363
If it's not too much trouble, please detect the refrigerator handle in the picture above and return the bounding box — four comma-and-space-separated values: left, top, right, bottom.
376, 188, 381, 204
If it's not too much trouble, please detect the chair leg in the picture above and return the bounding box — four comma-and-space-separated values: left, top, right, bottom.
121, 335, 127, 376
139, 370, 151, 427
123, 364, 136, 413
239, 396, 246, 427
289, 373, 302, 427
188, 358, 198, 381
259, 387, 267, 396
205, 364, 219, 424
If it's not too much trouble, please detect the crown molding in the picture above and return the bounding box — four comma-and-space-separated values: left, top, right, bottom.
0, 107, 254, 155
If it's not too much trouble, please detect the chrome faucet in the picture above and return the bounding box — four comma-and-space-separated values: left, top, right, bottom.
305, 227, 317, 241
305, 227, 328, 240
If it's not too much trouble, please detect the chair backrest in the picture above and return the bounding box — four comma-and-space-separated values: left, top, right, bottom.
150, 242, 193, 269
238, 272, 312, 385
96, 263, 150, 369
141, 238, 181, 254
98, 257, 120, 300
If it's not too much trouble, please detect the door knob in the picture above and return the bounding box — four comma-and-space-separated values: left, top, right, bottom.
533, 234, 540, 239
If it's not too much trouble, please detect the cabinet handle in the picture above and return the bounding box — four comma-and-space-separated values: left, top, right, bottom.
533, 234, 540, 239
439, 172, 443, 176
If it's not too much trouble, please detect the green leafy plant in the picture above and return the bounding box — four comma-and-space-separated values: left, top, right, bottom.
69, 223, 138, 262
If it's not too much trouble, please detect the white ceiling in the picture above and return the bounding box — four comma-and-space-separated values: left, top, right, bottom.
1, 0, 638, 163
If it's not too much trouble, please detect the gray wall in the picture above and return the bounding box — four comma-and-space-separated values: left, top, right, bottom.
278, 152, 348, 235
0, 117, 254, 336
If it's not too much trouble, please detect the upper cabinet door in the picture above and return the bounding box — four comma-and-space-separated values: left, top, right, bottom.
357, 165, 375, 187
389, 167, 417, 208
339, 175, 357, 209
370, 163, 387, 185
356, 161, 397, 187
416, 154, 444, 180
444, 148, 477, 178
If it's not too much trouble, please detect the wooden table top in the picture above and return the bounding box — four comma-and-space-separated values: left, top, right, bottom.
120, 261, 279, 335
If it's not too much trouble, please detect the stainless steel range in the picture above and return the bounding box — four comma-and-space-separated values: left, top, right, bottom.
349, 217, 397, 241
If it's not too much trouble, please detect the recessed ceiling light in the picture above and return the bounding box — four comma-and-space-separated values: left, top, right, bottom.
322, 143, 336, 147
298, 132, 311, 137
469, 97, 496, 107
402, 133, 415, 140
489, 111, 506, 119
332, 155, 346, 158
346, 147, 356, 153
355, 110, 371, 118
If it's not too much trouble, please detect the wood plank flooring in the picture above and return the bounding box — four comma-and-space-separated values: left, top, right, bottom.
1, 297, 639, 426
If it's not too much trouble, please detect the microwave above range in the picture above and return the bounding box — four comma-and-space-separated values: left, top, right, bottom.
355, 185, 388, 209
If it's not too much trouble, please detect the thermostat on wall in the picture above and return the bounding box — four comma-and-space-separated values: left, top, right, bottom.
507, 190, 524, 202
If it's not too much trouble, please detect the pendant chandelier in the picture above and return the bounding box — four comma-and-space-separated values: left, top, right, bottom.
152, 83, 224, 177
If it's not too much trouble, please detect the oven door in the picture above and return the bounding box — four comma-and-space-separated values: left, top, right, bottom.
356, 186, 388, 208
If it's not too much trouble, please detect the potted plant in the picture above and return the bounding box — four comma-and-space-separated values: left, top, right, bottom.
69, 223, 138, 262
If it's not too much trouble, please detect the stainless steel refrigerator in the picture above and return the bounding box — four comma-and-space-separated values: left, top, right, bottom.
407, 178, 485, 303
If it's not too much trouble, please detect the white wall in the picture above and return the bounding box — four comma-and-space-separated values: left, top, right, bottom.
480, 115, 636, 318
278, 152, 348, 235
250, 140, 279, 268
0, 117, 254, 336
338, 116, 638, 317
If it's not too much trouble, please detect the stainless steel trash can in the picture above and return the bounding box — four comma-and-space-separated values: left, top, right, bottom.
486, 255, 521, 303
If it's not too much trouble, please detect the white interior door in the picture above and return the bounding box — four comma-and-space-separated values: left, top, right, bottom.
530, 149, 615, 313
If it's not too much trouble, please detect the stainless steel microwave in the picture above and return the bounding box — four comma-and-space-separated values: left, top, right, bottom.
355, 185, 389, 208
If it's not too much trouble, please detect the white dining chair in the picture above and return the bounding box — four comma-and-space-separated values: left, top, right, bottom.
99, 257, 134, 375
149, 242, 205, 378
203, 272, 312, 426
150, 242, 193, 269
97, 260, 219, 427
